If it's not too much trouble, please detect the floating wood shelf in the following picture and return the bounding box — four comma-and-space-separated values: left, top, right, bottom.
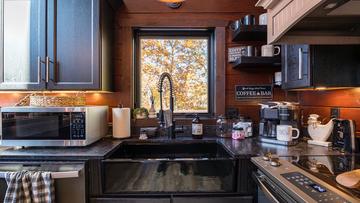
232, 25, 267, 42
232, 56, 281, 69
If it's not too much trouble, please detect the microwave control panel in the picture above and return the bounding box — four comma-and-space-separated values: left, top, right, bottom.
71, 112, 86, 140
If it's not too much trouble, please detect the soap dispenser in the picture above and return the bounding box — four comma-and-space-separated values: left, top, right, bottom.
192, 114, 203, 139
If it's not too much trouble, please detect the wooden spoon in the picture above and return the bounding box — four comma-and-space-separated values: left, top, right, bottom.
336, 169, 360, 189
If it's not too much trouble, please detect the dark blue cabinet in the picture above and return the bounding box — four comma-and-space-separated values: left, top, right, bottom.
0, 0, 47, 90
47, 0, 101, 90
0, 0, 114, 91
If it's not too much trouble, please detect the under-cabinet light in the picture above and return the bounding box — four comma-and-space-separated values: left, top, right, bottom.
314, 87, 328, 90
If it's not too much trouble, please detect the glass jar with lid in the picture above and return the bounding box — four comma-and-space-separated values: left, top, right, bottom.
216, 115, 232, 138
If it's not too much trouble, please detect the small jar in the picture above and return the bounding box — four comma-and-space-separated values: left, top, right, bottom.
216, 115, 231, 138
233, 118, 253, 138
232, 127, 245, 140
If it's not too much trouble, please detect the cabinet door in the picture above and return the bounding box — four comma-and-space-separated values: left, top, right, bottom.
0, 0, 46, 90
47, 0, 100, 90
281, 45, 310, 89
173, 196, 253, 203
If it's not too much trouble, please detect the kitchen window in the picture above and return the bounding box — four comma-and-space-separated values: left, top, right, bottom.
134, 29, 214, 115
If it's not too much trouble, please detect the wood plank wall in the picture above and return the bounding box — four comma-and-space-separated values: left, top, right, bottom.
298, 89, 360, 137
114, 0, 294, 122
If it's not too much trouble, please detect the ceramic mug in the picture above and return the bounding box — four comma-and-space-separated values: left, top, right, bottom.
261, 45, 280, 57
276, 125, 300, 141
243, 14, 256, 25
230, 19, 242, 31
259, 13, 267, 25
246, 46, 255, 57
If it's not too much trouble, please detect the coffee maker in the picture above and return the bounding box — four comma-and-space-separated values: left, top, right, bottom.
259, 102, 299, 138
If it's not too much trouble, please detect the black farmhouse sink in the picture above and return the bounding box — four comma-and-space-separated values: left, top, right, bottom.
108, 141, 232, 159
102, 141, 236, 194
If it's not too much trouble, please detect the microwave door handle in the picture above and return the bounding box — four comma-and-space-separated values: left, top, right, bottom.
253, 172, 280, 203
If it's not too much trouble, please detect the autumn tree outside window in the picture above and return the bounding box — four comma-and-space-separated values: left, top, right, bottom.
134, 29, 214, 116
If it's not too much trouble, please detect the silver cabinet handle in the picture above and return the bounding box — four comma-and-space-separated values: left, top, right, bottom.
298, 48, 303, 80
45, 56, 50, 83
37, 56, 45, 82
45, 56, 54, 83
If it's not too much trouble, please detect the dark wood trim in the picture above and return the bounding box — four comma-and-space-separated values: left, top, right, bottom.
118, 0, 264, 14
118, 13, 240, 27
215, 27, 226, 116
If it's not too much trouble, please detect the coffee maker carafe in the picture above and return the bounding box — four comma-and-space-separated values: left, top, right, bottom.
259, 102, 299, 138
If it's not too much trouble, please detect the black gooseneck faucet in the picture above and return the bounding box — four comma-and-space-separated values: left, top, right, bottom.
157, 72, 175, 139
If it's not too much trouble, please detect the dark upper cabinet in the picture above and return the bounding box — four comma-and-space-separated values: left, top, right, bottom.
0, 0, 114, 91
282, 45, 360, 90
281, 45, 310, 89
0, 0, 47, 90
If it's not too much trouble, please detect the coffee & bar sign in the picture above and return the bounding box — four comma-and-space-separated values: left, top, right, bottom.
235, 85, 273, 100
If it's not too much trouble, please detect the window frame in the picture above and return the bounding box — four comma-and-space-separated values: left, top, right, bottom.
133, 28, 215, 117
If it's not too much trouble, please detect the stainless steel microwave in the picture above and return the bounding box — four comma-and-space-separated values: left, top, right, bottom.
0, 106, 108, 147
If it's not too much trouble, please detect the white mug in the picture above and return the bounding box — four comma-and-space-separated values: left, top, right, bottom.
261, 45, 280, 57
259, 13, 267, 25
276, 125, 300, 142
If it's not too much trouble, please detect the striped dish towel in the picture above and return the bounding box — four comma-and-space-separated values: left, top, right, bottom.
4, 171, 55, 203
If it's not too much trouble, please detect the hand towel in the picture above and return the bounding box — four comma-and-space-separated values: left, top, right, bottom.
4, 171, 55, 203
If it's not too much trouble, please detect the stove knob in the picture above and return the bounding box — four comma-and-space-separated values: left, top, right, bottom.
262, 156, 270, 161
262, 152, 272, 161
270, 158, 281, 167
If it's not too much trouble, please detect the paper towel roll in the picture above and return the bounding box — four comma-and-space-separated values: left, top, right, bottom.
112, 108, 131, 139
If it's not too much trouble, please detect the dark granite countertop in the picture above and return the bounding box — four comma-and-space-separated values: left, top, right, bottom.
0, 138, 123, 160
217, 137, 345, 158
0, 136, 346, 160
120, 136, 346, 158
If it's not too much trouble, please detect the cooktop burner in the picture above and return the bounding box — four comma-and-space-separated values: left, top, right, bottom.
292, 155, 360, 199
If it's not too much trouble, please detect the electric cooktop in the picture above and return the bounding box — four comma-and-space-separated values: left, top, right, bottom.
292, 155, 360, 199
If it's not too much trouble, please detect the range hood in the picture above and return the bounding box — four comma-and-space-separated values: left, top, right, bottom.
256, 0, 360, 44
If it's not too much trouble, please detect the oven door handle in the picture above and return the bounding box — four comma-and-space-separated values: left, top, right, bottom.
0, 170, 82, 179
252, 172, 280, 203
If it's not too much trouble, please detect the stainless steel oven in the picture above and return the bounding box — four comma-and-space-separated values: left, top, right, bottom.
253, 171, 297, 203
0, 106, 108, 147
251, 156, 360, 203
